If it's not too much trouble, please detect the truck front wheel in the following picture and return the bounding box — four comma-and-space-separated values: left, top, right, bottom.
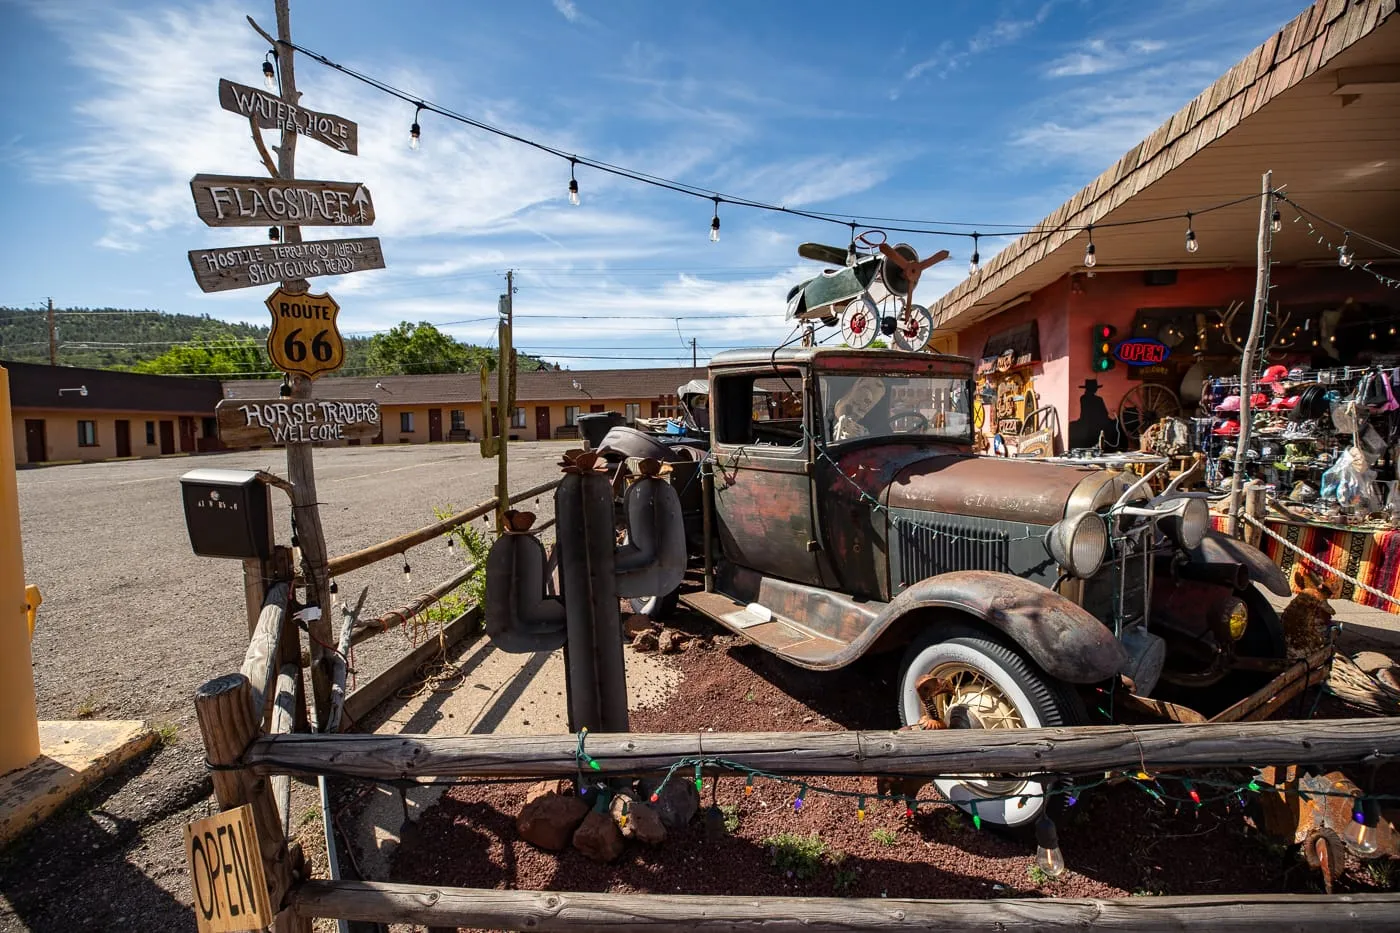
897, 624, 1085, 830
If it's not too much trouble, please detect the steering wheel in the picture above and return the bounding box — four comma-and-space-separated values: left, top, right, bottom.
888, 409, 929, 434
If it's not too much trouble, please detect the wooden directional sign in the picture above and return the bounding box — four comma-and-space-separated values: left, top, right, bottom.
216, 398, 381, 446
218, 78, 358, 155
190, 174, 374, 227
183, 805, 272, 933
264, 286, 345, 379
188, 237, 385, 293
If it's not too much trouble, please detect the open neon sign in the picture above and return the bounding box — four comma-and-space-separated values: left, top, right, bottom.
1113, 337, 1171, 366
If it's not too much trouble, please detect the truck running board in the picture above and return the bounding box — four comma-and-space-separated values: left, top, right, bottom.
679, 589, 852, 669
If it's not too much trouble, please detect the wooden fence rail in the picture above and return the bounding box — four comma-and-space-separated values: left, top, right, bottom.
326, 478, 559, 578
242, 718, 1400, 780
289, 882, 1400, 933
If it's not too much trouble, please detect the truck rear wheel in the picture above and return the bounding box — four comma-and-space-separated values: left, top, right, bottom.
897, 623, 1085, 830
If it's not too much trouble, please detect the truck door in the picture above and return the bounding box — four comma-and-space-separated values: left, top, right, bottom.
710, 368, 822, 586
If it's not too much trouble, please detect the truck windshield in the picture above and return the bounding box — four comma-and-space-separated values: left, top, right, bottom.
819, 373, 971, 444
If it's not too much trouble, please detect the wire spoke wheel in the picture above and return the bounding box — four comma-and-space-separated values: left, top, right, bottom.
1117, 383, 1181, 444
915, 664, 1028, 796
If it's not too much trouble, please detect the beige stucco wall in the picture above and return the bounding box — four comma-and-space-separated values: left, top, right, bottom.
12, 409, 211, 465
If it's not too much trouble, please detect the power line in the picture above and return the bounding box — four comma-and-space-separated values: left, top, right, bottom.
282, 37, 1261, 243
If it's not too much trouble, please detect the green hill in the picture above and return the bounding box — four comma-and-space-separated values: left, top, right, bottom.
0, 307, 545, 377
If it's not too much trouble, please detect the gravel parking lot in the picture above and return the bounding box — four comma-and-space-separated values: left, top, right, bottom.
2, 441, 569, 932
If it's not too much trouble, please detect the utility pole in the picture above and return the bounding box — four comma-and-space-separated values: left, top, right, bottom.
1227, 170, 1273, 538
691, 336, 697, 367
46, 298, 56, 366
496, 270, 514, 532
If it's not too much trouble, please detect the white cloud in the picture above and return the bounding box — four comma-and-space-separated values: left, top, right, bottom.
552, 0, 581, 23
899, 3, 1054, 86
1046, 37, 1168, 77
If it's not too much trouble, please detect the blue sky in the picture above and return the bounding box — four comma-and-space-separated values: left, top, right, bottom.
0, 0, 1305, 370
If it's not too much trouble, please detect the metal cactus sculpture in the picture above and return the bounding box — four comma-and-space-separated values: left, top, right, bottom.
484, 451, 685, 733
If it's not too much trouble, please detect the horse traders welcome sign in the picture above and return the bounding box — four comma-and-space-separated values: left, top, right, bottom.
215, 398, 381, 446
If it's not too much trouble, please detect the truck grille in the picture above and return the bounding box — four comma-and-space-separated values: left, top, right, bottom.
1082, 541, 1149, 630
897, 517, 1011, 580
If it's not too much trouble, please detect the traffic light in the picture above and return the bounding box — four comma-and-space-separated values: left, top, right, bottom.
1092, 323, 1116, 372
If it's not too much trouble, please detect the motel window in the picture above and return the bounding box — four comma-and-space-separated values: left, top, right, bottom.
202, 416, 217, 438
564, 406, 580, 427
145, 421, 156, 445
400, 412, 415, 432
78, 420, 98, 447
450, 409, 466, 431
625, 403, 641, 421
511, 407, 527, 429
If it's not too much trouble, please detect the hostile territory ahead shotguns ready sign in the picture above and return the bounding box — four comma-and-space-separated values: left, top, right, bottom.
187, 237, 385, 293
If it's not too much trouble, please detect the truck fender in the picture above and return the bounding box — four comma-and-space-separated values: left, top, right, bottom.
1187, 530, 1290, 597
873, 570, 1128, 684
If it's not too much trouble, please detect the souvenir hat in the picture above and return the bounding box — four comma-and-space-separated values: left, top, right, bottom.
1213, 419, 1240, 436
1214, 395, 1241, 412
1259, 365, 1289, 384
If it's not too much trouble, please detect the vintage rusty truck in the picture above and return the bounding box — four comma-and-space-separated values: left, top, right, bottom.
598, 346, 1329, 829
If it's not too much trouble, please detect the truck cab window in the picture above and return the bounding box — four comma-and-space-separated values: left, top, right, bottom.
714, 371, 805, 447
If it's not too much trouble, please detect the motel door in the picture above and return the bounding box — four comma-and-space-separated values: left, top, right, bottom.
178, 417, 196, 453
24, 420, 46, 464
428, 408, 443, 442
114, 420, 132, 458
535, 406, 550, 440
590, 403, 604, 413
158, 420, 175, 454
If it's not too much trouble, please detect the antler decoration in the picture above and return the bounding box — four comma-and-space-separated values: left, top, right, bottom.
1212, 299, 1296, 359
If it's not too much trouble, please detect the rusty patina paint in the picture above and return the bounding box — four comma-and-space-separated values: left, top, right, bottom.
887, 456, 1096, 525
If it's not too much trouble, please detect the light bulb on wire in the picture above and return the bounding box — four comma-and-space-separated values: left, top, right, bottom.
1084, 226, 1097, 268
709, 197, 721, 243
409, 104, 423, 151
969, 232, 981, 275
1034, 816, 1066, 878
1338, 232, 1353, 268
568, 157, 580, 206
262, 53, 277, 92
1348, 797, 1380, 856
1270, 209, 1282, 234
1184, 214, 1198, 253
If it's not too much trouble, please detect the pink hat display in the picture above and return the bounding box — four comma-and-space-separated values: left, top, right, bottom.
1214, 395, 1241, 413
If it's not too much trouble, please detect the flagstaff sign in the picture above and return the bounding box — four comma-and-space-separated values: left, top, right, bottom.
187, 236, 385, 293
216, 398, 381, 446
190, 174, 375, 227
218, 78, 358, 154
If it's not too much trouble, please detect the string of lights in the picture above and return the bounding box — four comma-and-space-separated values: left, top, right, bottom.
272, 40, 1261, 249
1275, 196, 1400, 292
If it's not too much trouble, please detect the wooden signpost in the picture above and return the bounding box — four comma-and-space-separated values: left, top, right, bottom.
264, 286, 345, 379
190, 174, 375, 227
216, 398, 380, 446
183, 804, 272, 933
218, 78, 358, 155
188, 237, 384, 293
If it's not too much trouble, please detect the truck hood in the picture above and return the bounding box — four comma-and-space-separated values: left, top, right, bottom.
884, 453, 1116, 525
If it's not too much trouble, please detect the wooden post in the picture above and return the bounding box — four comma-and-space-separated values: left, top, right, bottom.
194, 674, 295, 920
1227, 171, 1272, 538
497, 273, 514, 533
291, 881, 1400, 931
1243, 481, 1267, 548
247, 0, 337, 730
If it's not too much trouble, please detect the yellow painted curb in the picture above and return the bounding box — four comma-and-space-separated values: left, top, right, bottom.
0, 720, 157, 846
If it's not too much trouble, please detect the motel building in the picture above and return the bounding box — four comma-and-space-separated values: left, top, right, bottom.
222, 367, 706, 446
5, 361, 225, 466
924, 0, 1400, 454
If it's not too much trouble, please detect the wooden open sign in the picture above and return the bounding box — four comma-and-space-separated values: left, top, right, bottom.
183, 805, 272, 932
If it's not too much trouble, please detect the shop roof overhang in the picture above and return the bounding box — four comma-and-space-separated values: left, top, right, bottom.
929, 0, 1400, 333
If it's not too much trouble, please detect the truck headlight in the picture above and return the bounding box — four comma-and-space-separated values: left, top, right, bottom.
1160, 497, 1209, 550
1047, 511, 1108, 579
1222, 598, 1249, 641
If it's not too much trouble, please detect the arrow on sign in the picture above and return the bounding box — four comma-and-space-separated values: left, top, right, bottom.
352, 186, 370, 223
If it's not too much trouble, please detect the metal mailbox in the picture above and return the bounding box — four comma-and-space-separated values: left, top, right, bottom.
179, 469, 273, 559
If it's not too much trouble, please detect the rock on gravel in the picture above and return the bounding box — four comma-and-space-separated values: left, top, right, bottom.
637, 775, 699, 830
572, 810, 625, 862
518, 786, 589, 851
612, 795, 666, 845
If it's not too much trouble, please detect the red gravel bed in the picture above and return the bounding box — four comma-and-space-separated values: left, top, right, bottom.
391, 621, 1398, 927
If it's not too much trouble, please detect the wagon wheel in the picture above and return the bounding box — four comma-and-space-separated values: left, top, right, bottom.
1117, 383, 1180, 445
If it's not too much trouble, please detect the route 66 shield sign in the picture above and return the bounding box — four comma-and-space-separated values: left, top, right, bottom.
264, 286, 345, 380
